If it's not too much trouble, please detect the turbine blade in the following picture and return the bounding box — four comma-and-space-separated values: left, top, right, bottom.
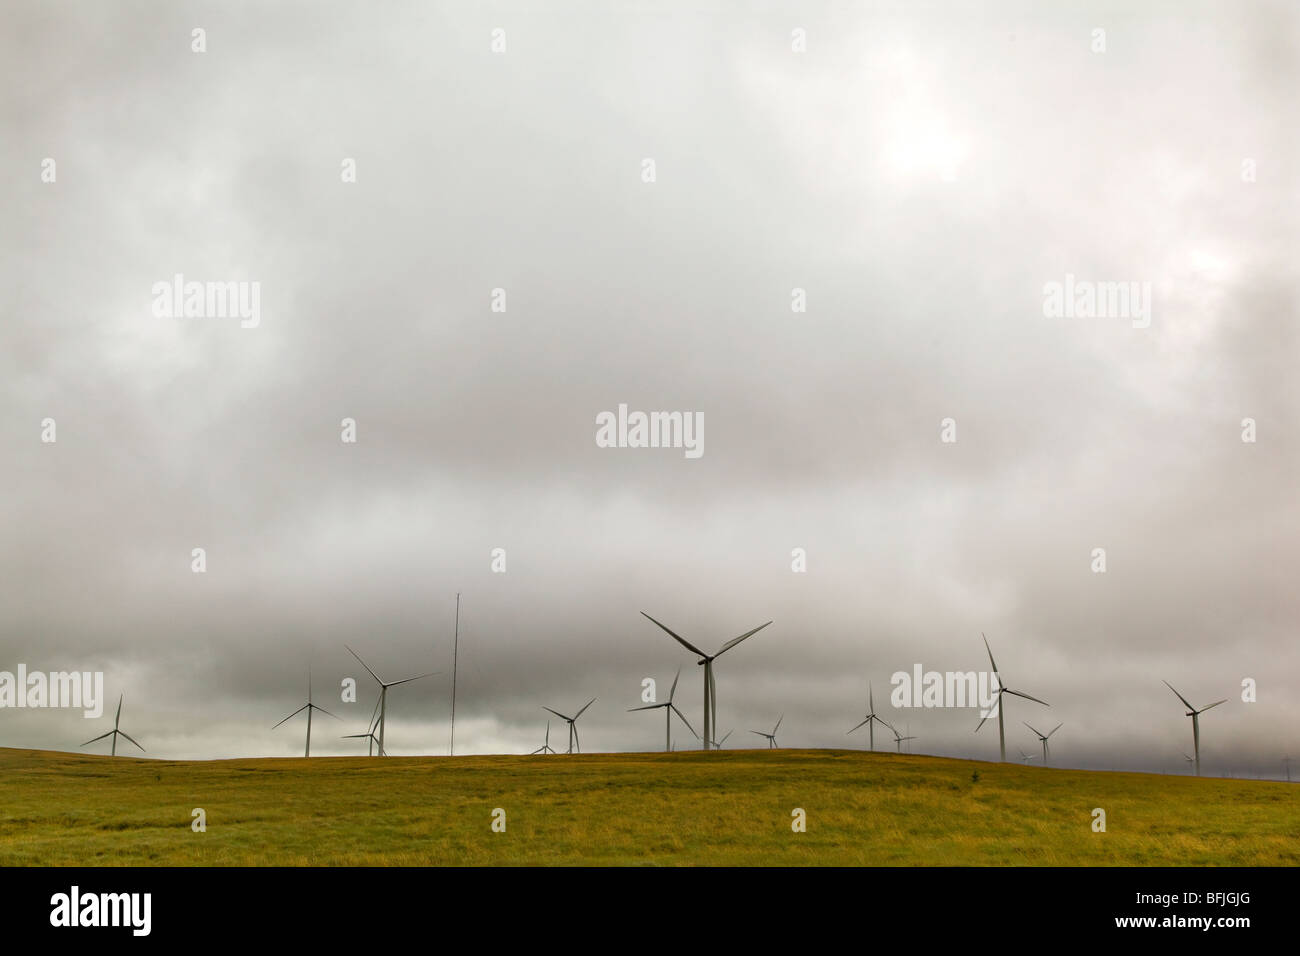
1163, 680, 1195, 712
387, 671, 437, 687
670, 704, 697, 738
272, 704, 309, 729
668, 668, 680, 702
81, 732, 113, 746
1047, 723, 1063, 738
847, 718, 869, 734
716, 621, 773, 657
627, 703, 663, 712
346, 645, 383, 685
1004, 688, 1048, 706
640, 611, 708, 658
542, 706, 571, 721
118, 731, 145, 752
312, 705, 342, 720
1023, 721, 1044, 738
1199, 699, 1228, 712
574, 698, 596, 719
982, 632, 999, 674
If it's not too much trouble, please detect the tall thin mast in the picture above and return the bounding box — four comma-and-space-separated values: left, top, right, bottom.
449, 593, 460, 755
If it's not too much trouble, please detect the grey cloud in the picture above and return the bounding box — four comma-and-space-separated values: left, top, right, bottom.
1, 1, 1296, 777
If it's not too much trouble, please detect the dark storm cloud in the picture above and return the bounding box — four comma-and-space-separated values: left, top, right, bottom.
1, 1, 1296, 775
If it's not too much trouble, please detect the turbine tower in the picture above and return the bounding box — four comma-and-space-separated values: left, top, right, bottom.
847, 684, 892, 751
542, 698, 596, 754
449, 592, 460, 756
272, 670, 339, 757
346, 645, 436, 757
627, 669, 697, 752
1163, 681, 1226, 777
1024, 721, 1062, 767
531, 720, 558, 755
81, 695, 144, 757
750, 714, 782, 749
641, 611, 772, 751
975, 633, 1048, 762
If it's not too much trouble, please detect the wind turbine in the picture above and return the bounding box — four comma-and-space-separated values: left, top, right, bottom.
81, 695, 144, 756
627, 669, 697, 752
1163, 681, 1226, 777
847, 683, 892, 751
892, 725, 917, 754
1017, 748, 1038, 764
341, 699, 383, 755
974, 633, 1048, 762
542, 698, 596, 754
341, 724, 381, 755
750, 714, 782, 749
1023, 721, 1062, 766
709, 730, 734, 750
346, 645, 437, 757
1183, 752, 1195, 773
272, 670, 339, 757
641, 612, 772, 751
531, 720, 558, 755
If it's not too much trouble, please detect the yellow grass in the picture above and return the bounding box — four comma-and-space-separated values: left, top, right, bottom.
0, 747, 1295, 866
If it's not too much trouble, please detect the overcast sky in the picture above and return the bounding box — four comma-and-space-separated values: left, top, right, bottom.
2, 1, 1296, 777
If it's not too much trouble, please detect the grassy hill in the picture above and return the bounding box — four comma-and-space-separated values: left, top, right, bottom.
0, 747, 1295, 866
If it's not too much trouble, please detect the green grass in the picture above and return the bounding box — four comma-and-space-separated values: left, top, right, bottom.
0, 747, 1295, 865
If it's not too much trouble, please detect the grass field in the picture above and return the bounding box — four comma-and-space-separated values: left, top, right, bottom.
1, 747, 1296, 866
